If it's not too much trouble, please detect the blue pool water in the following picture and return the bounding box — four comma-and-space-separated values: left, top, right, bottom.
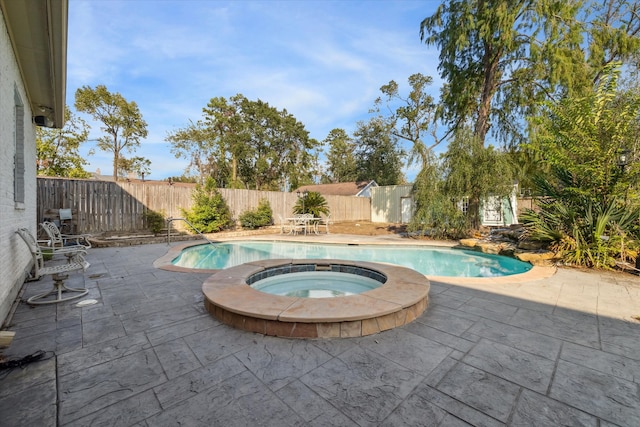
171, 241, 532, 277
251, 271, 383, 298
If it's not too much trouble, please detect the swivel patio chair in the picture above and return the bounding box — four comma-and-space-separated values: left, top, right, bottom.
16, 228, 90, 305
40, 221, 91, 249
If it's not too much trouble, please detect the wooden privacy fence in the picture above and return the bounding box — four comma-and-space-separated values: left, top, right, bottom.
37, 177, 371, 234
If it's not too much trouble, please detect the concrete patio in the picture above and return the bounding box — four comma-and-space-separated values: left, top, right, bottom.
1, 235, 639, 426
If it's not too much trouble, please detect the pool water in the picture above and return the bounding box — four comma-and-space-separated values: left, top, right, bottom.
251, 271, 383, 298
172, 241, 532, 277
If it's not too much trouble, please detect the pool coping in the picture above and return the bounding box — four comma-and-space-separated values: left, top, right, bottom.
202, 259, 430, 338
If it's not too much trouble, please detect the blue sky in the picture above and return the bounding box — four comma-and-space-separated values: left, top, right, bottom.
68, 0, 443, 181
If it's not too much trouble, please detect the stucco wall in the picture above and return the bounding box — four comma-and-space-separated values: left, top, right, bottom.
0, 9, 38, 325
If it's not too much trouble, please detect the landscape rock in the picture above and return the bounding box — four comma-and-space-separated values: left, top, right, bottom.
476, 242, 502, 255
517, 241, 545, 251
515, 250, 556, 267
459, 238, 479, 248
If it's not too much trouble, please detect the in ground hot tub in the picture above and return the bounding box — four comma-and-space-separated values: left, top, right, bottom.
248, 263, 386, 298
202, 259, 429, 338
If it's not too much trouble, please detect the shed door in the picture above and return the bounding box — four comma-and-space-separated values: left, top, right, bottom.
401, 197, 413, 224
482, 197, 503, 225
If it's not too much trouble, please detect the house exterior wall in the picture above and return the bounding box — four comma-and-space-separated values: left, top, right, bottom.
355, 181, 378, 198
371, 185, 413, 223
0, 9, 38, 325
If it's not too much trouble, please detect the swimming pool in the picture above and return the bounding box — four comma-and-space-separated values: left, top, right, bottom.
171, 241, 532, 277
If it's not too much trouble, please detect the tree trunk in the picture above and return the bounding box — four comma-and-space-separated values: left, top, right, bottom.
231, 156, 237, 182
468, 196, 481, 230
474, 42, 501, 146
113, 152, 119, 181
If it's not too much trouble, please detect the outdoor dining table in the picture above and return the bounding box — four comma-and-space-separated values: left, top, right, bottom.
286, 215, 320, 235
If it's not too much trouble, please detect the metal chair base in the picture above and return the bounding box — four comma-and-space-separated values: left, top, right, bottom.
27, 273, 89, 305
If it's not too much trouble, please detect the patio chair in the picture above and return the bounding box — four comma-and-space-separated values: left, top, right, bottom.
318, 213, 331, 234
58, 208, 73, 230
291, 214, 309, 235
16, 228, 90, 305
40, 221, 91, 249
277, 214, 288, 234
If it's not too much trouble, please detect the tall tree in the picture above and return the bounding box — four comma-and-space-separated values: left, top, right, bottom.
322, 128, 358, 183
373, 73, 438, 169
353, 117, 405, 186
421, 0, 639, 148
228, 95, 317, 190
36, 106, 91, 178
167, 119, 227, 185
421, 0, 582, 147
202, 96, 242, 187
117, 156, 151, 180
168, 94, 318, 190
75, 85, 148, 180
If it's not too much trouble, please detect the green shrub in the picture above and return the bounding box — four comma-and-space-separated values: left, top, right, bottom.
144, 209, 165, 234
522, 67, 640, 268
181, 177, 233, 233
239, 199, 273, 229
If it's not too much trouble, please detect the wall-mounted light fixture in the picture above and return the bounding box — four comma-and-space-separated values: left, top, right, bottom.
34, 115, 54, 127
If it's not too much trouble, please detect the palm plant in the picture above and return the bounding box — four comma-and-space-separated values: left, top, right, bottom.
293, 191, 329, 217
522, 66, 640, 269
521, 176, 639, 268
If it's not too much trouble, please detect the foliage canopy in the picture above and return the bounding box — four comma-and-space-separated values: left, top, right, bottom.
36, 106, 90, 178
420, 0, 640, 147
321, 129, 358, 183
75, 85, 149, 180
353, 117, 405, 186
522, 67, 640, 268
168, 94, 318, 190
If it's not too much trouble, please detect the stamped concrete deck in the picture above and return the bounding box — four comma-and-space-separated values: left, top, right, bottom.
1, 234, 640, 426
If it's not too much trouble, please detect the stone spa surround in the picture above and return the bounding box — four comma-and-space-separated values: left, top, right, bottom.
202, 259, 430, 338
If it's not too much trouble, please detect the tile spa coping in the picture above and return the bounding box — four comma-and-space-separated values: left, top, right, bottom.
201, 259, 430, 338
